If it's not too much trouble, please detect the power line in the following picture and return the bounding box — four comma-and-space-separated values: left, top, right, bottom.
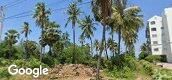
3, 0, 21, 7
4, 0, 27, 9
4, 10, 32, 19
3, 1, 91, 20
3, 0, 69, 20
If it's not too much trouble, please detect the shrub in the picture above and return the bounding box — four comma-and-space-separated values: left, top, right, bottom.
139, 52, 150, 60
12, 59, 26, 67
107, 66, 135, 79
58, 45, 92, 64
42, 55, 58, 67
26, 58, 48, 68
0, 67, 11, 78
113, 54, 137, 70
0, 58, 11, 66
153, 69, 172, 80
145, 55, 161, 63
140, 60, 154, 75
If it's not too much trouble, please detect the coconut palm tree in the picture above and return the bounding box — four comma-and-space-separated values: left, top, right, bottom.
111, 0, 143, 55
65, 2, 81, 64
61, 32, 70, 48
33, 2, 51, 61
79, 15, 96, 55
91, 0, 112, 79
107, 38, 117, 57
21, 22, 32, 59
21, 22, 31, 41
43, 21, 61, 56
94, 39, 100, 56
5, 29, 19, 59
79, 35, 85, 46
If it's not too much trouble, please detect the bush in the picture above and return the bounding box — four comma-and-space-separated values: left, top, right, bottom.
26, 58, 48, 68
113, 54, 137, 70
0, 67, 11, 78
139, 52, 150, 60
106, 66, 135, 79
42, 55, 59, 67
140, 60, 154, 75
153, 69, 172, 80
0, 58, 11, 66
12, 59, 26, 67
58, 45, 92, 64
145, 55, 161, 63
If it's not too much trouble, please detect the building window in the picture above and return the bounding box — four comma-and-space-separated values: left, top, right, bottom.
154, 48, 159, 51
153, 41, 158, 44
152, 34, 157, 38
161, 27, 164, 29
151, 21, 155, 25
151, 28, 156, 31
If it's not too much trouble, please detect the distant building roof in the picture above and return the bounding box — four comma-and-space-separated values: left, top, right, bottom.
147, 15, 162, 22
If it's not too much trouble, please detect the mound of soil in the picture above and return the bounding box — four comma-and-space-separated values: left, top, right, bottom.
47, 64, 97, 80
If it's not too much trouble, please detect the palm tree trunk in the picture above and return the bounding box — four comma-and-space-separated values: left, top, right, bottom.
112, 51, 115, 58
97, 25, 106, 80
112, 31, 114, 58
112, 32, 114, 41
72, 25, 76, 64
118, 27, 121, 55
105, 28, 108, 60
26, 37, 29, 59
40, 28, 43, 62
49, 46, 52, 56
90, 37, 93, 55
9, 44, 12, 59
105, 40, 108, 60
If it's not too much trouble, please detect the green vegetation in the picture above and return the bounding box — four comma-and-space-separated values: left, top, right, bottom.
0, 0, 172, 80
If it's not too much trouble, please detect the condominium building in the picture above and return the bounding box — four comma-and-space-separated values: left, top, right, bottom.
147, 15, 163, 55
147, 7, 172, 62
162, 7, 172, 62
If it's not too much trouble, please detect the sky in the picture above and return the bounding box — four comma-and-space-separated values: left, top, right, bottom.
0, 0, 172, 57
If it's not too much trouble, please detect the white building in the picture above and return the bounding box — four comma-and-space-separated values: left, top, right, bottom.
162, 7, 172, 62
147, 7, 172, 62
147, 16, 163, 55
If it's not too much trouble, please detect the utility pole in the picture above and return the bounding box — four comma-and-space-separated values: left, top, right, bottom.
0, 6, 4, 42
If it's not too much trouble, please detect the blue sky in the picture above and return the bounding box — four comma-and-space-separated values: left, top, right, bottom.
0, 0, 172, 56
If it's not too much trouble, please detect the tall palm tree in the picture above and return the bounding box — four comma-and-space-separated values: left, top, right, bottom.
21, 22, 31, 41
79, 15, 96, 55
33, 2, 50, 61
65, 2, 81, 64
21, 22, 32, 59
91, 0, 112, 79
111, 0, 143, 55
79, 35, 85, 46
107, 38, 118, 58
94, 39, 100, 56
5, 29, 19, 59
61, 32, 70, 48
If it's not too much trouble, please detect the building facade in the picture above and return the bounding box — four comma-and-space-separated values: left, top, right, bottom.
147, 16, 163, 55
147, 7, 172, 62
162, 7, 172, 62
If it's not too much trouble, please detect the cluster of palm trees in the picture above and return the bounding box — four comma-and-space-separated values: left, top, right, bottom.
3, 0, 143, 79
91, 0, 143, 79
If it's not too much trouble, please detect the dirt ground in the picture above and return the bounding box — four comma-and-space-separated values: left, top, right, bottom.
42, 64, 97, 80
